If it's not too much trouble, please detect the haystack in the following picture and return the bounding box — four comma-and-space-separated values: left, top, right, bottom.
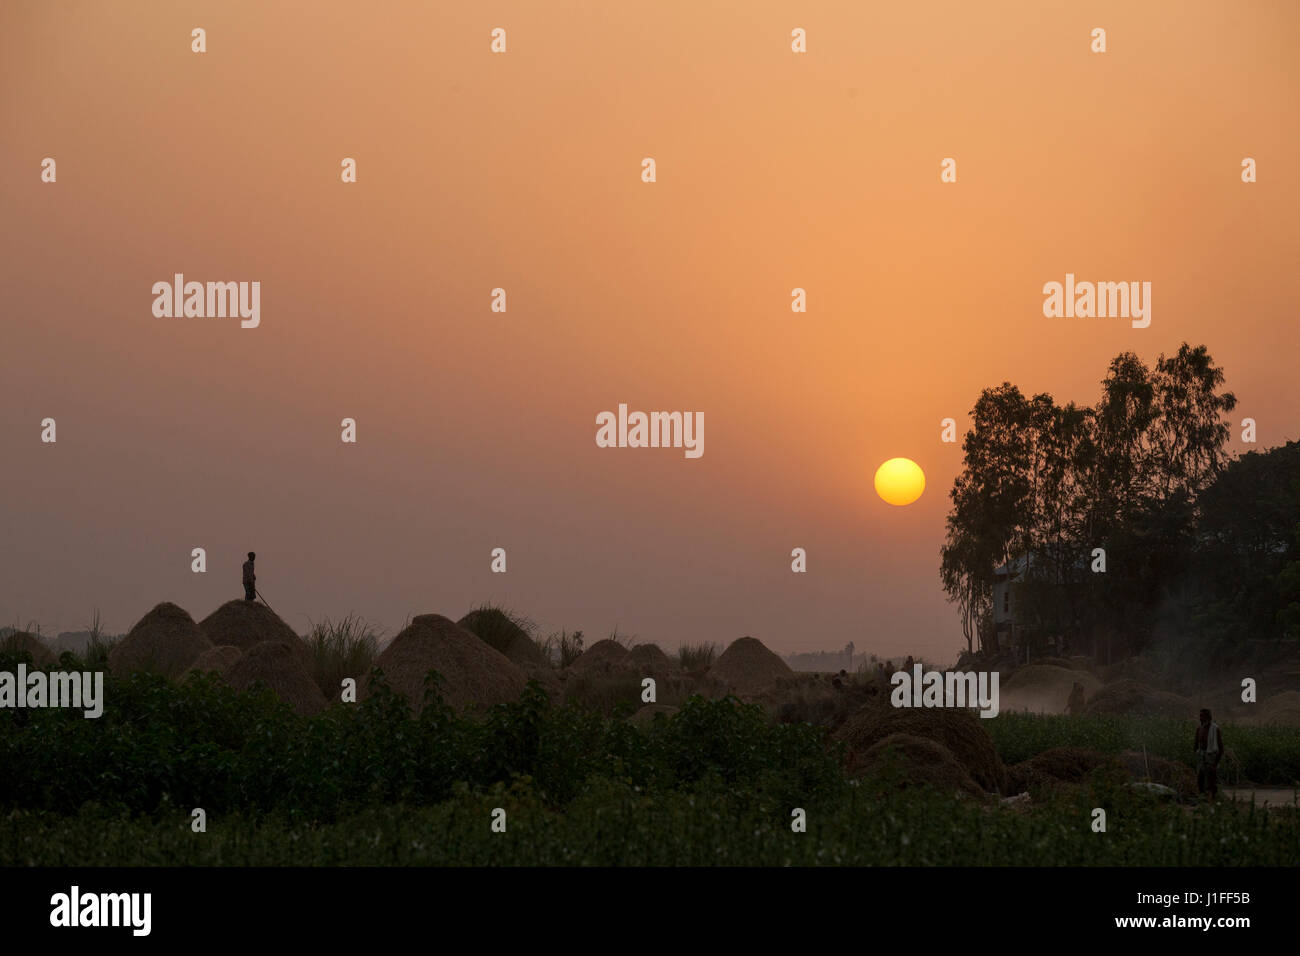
855, 733, 984, 798
1117, 750, 1196, 797
181, 645, 243, 679
834, 698, 1007, 794
368, 613, 527, 713
108, 603, 212, 679
1001, 665, 1102, 714
706, 636, 794, 696
1099, 656, 1161, 685
629, 703, 679, 727
568, 639, 632, 676
1248, 690, 1300, 727
624, 639, 696, 707
0, 631, 56, 667
749, 672, 875, 730
517, 663, 564, 702
198, 600, 307, 655
225, 641, 327, 716
628, 642, 679, 677
1018, 747, 1110, 782
1085, 680, 1191, 719
457, 608, 550, 668
1005, 747, 1112, 793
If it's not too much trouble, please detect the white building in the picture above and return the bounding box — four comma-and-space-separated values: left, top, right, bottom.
992, 550, 1085, 658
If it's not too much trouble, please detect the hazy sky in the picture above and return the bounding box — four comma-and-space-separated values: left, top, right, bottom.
2, 1, 1298, 660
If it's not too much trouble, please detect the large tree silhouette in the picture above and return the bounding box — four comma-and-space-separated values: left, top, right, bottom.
942, 343, 1236, 659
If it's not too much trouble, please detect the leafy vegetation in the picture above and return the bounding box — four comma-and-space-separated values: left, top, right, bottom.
3, 647, 1297, 865
0, 653, 842, 820
987, 712, 1300, 787
458, 604, 537, 652
4, 778, 1296, 867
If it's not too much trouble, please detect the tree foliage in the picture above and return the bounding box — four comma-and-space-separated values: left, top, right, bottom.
941, 344, 1239, 659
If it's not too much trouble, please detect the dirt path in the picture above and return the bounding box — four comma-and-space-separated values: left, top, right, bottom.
1221, 786, 1299, 808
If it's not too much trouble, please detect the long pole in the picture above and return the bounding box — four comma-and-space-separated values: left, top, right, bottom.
255, 588, 276, 616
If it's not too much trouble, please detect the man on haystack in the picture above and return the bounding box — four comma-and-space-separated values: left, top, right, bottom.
1194, 708, 1223, 801
242, 551, 257, 602
1066, 681, 1086, 715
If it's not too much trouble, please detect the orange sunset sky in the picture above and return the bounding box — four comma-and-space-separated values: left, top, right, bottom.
2, 1, 1298, 660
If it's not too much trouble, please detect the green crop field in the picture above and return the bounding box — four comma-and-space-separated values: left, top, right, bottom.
1, 653, 1298, 866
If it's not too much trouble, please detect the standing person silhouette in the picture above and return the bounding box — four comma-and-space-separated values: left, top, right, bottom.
242, 551, 257, 602
1195, 708, 1223, 800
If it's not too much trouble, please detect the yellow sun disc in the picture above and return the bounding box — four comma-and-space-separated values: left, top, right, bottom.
874, 457, 925, 506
